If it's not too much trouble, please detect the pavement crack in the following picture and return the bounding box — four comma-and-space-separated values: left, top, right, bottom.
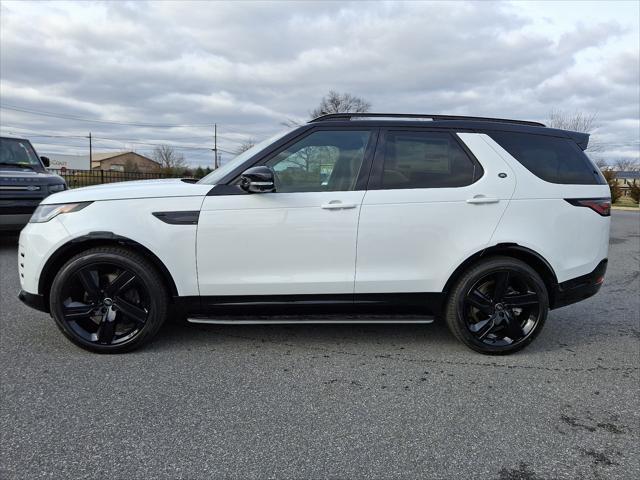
217, 332, 639, 374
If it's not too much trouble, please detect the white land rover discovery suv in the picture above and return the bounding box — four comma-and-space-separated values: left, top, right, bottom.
18, 113, 610, 355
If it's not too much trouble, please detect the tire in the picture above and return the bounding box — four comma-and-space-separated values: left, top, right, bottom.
445, 256, 548, 355
49, 246, 168, 353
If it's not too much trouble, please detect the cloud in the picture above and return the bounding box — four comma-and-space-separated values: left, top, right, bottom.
0, 0, 638, 165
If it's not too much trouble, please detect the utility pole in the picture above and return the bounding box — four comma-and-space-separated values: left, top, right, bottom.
88, 132, 92, 170
213, 124, 218, 169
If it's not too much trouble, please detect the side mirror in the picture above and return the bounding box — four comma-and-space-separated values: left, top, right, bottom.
40, 156, 50, 167
240, 166, 276, 193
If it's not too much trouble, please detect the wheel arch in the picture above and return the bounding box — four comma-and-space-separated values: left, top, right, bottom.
443, 243, 558, 306
38, 232, 179, 306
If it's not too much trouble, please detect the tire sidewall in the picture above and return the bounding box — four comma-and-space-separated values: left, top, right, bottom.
49, 249, 166, 353
447, 258, 549, 355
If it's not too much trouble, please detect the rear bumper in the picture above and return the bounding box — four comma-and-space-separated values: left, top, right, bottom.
552, 259, 607, 309
18, 290, 49, 313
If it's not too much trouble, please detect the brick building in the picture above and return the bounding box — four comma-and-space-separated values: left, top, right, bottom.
91, 152, 161, 172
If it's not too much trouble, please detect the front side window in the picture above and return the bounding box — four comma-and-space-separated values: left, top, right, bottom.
198, 129, 293, 185
382, 131, 478, 189
266, 130, 371, 192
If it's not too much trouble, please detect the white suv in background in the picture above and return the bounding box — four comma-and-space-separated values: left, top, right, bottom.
18, 113, 611, 354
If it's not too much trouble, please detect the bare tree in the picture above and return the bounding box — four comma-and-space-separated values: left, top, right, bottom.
548, 109, 598, 132
309, 90, 372, 119
281, 91, 372, 127
547, 109, 602, 155
614, 158, 640, 172
152, 145, 186, 172
235, 140, 256, 155
593, 157, 608, 169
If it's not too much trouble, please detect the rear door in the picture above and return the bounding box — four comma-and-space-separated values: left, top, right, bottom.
355, 129, 516, 294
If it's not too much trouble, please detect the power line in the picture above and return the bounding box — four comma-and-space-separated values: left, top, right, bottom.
21, 140, 125, 150
0, 124, 247, 145
0, 104, 216, 128
0, 128, 237, 154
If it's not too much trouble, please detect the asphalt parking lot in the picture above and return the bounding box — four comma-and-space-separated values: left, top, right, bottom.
1, 211, 638, 480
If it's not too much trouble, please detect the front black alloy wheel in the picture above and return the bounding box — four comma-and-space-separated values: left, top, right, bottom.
446, 256, 548, 355
50, 247, 168, 353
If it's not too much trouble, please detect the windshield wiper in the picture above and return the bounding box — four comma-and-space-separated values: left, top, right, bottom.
0, 162, 38, 171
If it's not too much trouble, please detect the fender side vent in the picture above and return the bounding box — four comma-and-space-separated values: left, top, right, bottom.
152, 211, 200, 225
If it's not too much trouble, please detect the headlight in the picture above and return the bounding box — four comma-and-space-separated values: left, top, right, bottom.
48, 183, 66, 193
29, 202, 91, 223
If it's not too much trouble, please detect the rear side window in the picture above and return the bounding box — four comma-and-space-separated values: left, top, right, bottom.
489, 131, 605, 185
382, 131, 480, 189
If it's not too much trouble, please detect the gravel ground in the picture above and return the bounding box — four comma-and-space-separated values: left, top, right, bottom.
1, 211, 638, 480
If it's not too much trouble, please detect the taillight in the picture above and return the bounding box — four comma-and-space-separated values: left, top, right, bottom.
565, 198, 611, 216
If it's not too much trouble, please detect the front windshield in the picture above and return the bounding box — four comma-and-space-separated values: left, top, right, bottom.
0, 138, 42, 167
198, 129, 293, 185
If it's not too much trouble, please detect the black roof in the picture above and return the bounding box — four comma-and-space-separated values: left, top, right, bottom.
308, 113, 589, 150
310, 112, 545, 127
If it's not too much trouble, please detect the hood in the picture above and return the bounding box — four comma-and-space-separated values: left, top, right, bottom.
0, 170, 65, 200
41, 178, 213, 204
0, 167, 62, 181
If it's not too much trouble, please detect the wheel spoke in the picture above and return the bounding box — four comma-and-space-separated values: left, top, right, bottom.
469, 317, 496, 339
115, 297, 147, 325
96, 318, 116, 344
503, 292, 538, 308
493, 271, 510, 301
503, 315, 525, 340
466, 289, 493, 315
63, 303, 94, 319
58, 260, 152, 347
77, 269, 100, 303
106, 270, 136, 297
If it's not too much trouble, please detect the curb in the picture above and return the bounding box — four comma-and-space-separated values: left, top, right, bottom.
612, 206, 639, 211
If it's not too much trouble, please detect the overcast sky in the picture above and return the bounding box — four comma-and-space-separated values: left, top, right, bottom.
1, 0, 638, 167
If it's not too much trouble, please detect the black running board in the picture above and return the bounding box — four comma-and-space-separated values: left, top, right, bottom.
187, 314, 434, 325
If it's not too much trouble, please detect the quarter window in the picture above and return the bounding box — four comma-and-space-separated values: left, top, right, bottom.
381, 131, 479, 189
489, 131, 606, 185
266, 130, 371, 192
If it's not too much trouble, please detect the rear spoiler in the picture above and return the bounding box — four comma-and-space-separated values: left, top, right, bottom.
565, 131, 590, 151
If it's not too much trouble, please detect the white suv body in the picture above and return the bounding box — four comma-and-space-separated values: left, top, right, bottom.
18, 114, 610, 354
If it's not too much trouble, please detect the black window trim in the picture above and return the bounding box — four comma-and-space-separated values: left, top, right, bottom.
366, 128, 484, 191
208, 125, 380, 196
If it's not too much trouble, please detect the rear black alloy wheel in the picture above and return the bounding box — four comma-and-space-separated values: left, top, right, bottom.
446, 257, 548, 355
50, 247, 167, 353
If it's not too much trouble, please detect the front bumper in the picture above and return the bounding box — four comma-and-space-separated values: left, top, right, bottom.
0, 199, 41, 230
552, 259, 608, 309
0, 213, 32, 230
18, 289, 49, 313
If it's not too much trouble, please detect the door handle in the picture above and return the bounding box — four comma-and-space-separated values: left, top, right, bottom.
321, 201, 358, 210
466, 195, 500, 204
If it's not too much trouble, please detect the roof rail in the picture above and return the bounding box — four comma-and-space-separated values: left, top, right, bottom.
309, 113, 545, 127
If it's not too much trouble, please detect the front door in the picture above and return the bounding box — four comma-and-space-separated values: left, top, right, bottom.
197, 128, 377, 297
